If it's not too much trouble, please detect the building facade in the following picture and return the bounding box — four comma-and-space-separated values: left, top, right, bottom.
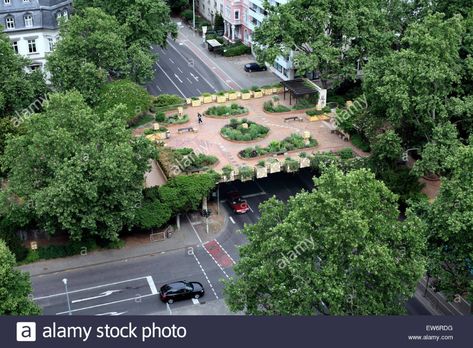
196, 0, 224, 26
0, 0, 72, 71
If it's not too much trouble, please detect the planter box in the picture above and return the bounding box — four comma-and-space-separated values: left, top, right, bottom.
236, 91, 241, 99
241, 93, 251, 100
272, 87, 279, 94
299, 157, 311, 168
203, 96, 212, 104
186, 98, 192, 105
253, 91, 263, 98
256, 166, 268, 179
268, 160, 281, 174
191, 99, 202, 107
228, 93, 238, 100
285, 162, 299, 173
222, 173, 235, 182
217, 95, 227, 103
156, 131, 170, 140
263, 88, 273, 96
212, 94, 217, 102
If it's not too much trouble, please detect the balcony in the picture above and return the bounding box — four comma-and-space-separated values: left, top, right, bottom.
248, 7, 265, 22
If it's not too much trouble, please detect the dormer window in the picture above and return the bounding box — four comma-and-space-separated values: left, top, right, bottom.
24, 14, 33, 28
4, 0, 11, 6
5, 16, 15, 29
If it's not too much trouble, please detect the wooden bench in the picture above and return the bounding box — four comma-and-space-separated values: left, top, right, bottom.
284, 116, 303, 122
178, 127, 197, 134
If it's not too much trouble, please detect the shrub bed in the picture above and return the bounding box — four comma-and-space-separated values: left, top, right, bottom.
223, 43, 251, 57
239, 134, 318, 158
157, 147, 218, 177
263, 100, 291, 113
151, 94, 185, 113
155, 112, 189, 125
205, 103, 248, 117
220, 118, 269, 142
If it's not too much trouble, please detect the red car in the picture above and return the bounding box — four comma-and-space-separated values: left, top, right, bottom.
227, 191, 249, 214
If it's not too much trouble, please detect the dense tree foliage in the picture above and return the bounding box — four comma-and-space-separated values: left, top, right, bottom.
1, 92, 156, 241
0, 240, 40, 315
0, 31, 47, 118
225, 167, 426, 315
74, 0, 177, 47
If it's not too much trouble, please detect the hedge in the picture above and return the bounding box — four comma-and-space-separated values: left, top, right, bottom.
223, 43, 251, 57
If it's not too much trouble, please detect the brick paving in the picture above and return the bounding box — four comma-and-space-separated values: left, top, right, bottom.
151, 94, 367, 172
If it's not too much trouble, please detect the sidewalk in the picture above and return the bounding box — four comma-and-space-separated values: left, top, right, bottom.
174, 20, 280, 90
19, 204, 229, 277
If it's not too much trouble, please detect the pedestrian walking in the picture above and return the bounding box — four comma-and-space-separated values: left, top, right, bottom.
198, 113, 203, 124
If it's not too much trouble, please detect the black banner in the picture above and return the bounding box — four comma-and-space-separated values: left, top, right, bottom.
4, 316, 472, 348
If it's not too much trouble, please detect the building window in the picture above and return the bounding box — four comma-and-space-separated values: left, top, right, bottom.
27, 39, 37, 53
30, 64, 41, 71
47, 37, 54, 51
234, 10, 240, 20
63, 9, 69, 19
24, 14, 33, 28
4, 0, 11, 5
23, 0, 31, 3
12, 41, 18, 53
5, 16, 15, 29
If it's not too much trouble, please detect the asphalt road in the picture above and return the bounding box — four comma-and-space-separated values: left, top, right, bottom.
31, 170, 432, 316
147, 37, 227, 98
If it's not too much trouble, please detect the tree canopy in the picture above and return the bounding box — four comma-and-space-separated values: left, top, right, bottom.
0, 240, 40, 315
0, 30, 47, 118
225, 167, 426, 315
1, 92, 156, 241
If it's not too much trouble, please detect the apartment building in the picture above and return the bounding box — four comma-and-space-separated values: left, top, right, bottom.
0, 0, 72, 71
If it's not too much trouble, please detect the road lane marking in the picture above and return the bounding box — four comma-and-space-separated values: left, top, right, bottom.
56, 294, 155, 315
196, 88, 202, 95
34, 276, 151, 300
186, 214, 203, 244
166, 39, 218, 92
155, 63, 186, 98
146, 276, 158, 295
186, 77, 193, 84
192, 298, 200, 305
169, 58, 175, 64
202, 242, 230, 279
248, 204, 254, 213
190, 72, 199, 81
214, 239, 237, 265
177, 67, 183, 73
242, 192, 267, 199
229, 217, 236, 224
174, 73, 183, 83
166, 303, 173, 315
190, 251, 219, 300
95, 311, 127, 316
71, 290, 121, 304
155, 84, 162, 91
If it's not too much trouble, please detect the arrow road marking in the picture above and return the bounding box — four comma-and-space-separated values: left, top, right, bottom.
190, 72, 199, 81
95, 311, 127, 316
71, 290, 121, 304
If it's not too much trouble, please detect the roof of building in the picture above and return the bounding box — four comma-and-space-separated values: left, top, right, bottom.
0, 0, 72, 32
281, 78, 321, 97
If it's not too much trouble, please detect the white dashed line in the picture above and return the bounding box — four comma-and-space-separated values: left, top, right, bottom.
229, 216, 236, 224
202, 243, 230, 279
177, 67, 183, 73
186, 214, 203, 244
214, 239, 236, 265
155, 63, 186, 97
169, 58, 175, 64
190, 252, 219, 300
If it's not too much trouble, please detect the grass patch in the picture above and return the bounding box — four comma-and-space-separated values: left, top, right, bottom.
130, 113, 155, 129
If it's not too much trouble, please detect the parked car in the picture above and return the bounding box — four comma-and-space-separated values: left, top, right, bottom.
244, 62, 267, 72
159, 281, 205, 304
227, 191, 249, 214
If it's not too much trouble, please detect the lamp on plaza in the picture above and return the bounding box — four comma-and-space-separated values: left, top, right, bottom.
192, 0, 196, 30
62, 278, 72, 316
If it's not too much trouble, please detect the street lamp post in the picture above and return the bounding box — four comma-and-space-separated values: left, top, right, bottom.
192, 0, 196, 30
62, 278, 72, 316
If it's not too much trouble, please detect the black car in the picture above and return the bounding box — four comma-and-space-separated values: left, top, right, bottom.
244, 62, 267, 72
159, 281, 205, 304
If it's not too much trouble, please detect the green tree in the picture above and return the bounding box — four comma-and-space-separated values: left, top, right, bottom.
363, 13, 465, 145
412, 122, 462, 177
252, 0, 399, 88
74, 0, 177, 46
47, 8, 129, 104
0, 240, 40, 315
166, 0, 189, 14
425, 142, 473, 304
158, 173, 219, 215
0, 30, 47, 118
1, 92, 156, 241
225, 167, 426, 315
